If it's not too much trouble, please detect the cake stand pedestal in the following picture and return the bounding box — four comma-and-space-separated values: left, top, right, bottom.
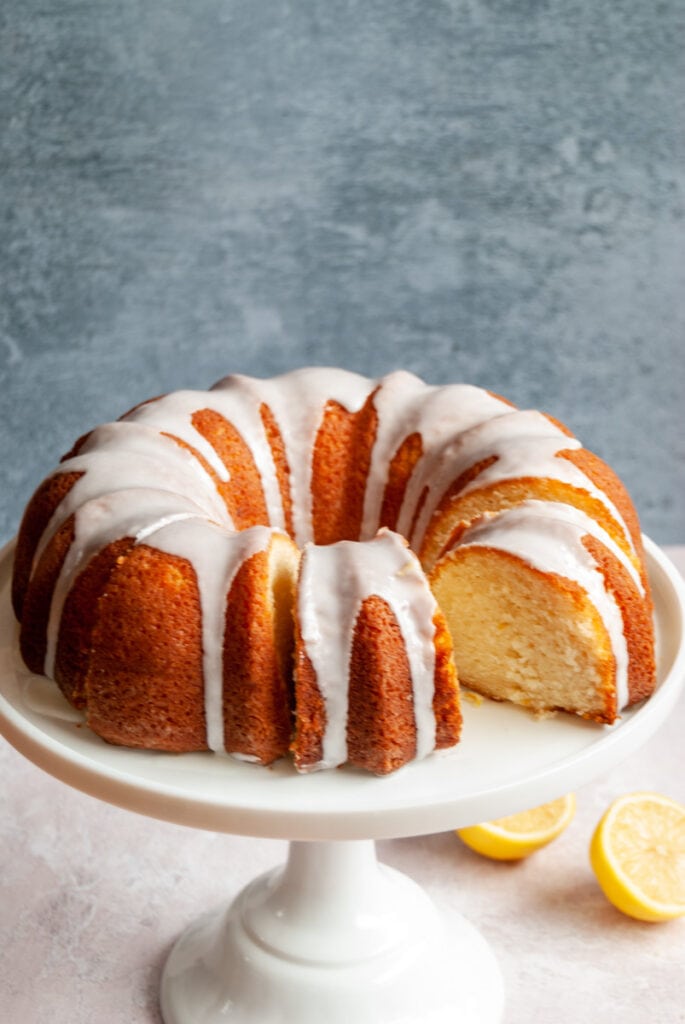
160, 838, 503, 1024
1, 538, 684, 1024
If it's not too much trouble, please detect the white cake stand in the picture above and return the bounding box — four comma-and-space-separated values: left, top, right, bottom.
1, 538, 684, 1024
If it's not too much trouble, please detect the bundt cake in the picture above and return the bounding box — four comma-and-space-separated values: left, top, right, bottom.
11, 368, 656, 774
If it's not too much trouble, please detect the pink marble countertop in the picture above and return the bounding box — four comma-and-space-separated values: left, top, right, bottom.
1, 548, 684, 1024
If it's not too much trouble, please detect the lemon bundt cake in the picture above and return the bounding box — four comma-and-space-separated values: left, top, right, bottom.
11, 368, 656, 773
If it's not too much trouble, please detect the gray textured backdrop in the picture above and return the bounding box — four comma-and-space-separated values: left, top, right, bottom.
1, 0, 683, 544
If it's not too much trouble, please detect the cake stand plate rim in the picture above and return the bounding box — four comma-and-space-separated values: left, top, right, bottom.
0, 536, 683, 840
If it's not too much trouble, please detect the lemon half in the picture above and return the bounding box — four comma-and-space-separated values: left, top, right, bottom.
590, 791, 685, 922
457, 793, 576, 861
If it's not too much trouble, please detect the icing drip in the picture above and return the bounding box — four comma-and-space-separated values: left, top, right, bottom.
42, 470, 278, 752
127, 388, 286, 530
406, 410, 636, 558
455, 500, 636, 711
35, 422, 230, 572
220, 368, 376, 546
361, 372, 511, 540
124, 391, 234, 482
44, 488, 208, 679
298, 529, 438, 770
203, 376, 286, 530
141, 520, 276, 753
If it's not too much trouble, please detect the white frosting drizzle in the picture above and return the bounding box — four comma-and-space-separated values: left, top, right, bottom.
123, 391, 234, 482
216, 368, 375, 546
454, 500, 636, 711
363, 373, 512, 540
407, 410, 635, 558
297, 528, 438, 770
44, 489, 208, 679
34, 422, 230, 571
124, 388, 290, 531
142, 519, 275, 753
204, 375, 286, 530
27, 368, 647, 764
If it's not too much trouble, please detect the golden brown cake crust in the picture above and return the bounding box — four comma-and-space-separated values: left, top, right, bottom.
19, 515, 76, 677
11, 370, 655, 773
191, 408, 269, 529
581, 535, 656, 707
428, 475, 640, 572
85, 545, 209, 752
12, 470, 83, 619
55, 537, 135, 708
561, 448, 650, 594
346, 595, 418, 775
379, 432, 423, 533
311, 392, 379, 544
259, 402, 295, 538
431, 610, 462, 749
222, 548, 293, 765
291, 643, 326, 771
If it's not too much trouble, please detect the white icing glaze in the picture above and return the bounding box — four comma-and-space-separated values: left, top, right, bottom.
139, 520, 276, 753
42, 474, 275, 753
454, 500, 636, 711
125, 388, 287, 530
44, 488, 208, 679
407, 410, 636, 560
297, 529, 438, 771
214, 368, 375, 546
361, 372, 511, 540
35, 422, 230, 571
123, 391, 234, 482
25, 367, 648, 766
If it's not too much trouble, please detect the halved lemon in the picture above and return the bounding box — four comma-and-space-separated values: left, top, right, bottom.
590, 791, 685, 922
457, 793, 576, 860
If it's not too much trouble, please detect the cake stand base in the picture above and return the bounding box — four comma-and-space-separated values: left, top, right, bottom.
160, 839, 504, 1024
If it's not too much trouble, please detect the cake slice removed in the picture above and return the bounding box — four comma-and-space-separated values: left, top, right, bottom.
428, 501, 656, 724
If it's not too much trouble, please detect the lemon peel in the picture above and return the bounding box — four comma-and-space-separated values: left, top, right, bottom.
590, 791, 685, 922
457, 793, 576, 861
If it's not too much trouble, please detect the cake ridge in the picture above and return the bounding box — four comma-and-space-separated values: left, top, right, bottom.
44, 490, 208, 681
142, 519, 278, 753
220, 368, 376, 545
296, 529, 440, 771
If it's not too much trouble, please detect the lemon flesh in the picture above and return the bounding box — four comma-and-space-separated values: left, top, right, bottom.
457, 793, 576, 861
590, 791, 685, 922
